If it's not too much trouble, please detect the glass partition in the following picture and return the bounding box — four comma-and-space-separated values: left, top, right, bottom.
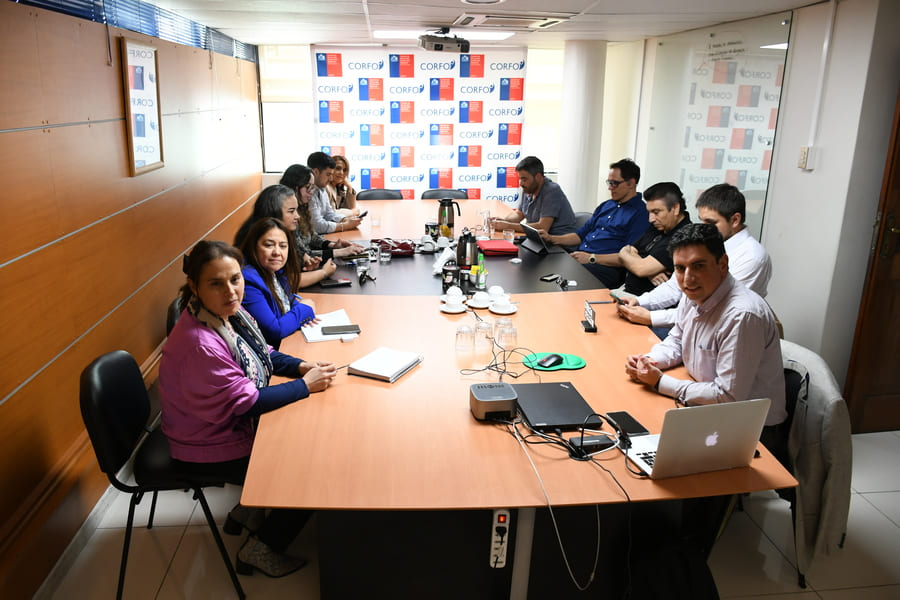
642, 12, 791, 237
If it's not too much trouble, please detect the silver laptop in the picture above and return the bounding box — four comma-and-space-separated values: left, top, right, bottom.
623, 398, 771, 479
520, 223, 566, 255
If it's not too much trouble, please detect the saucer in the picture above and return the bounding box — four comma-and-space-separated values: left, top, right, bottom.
440, 304, 467, 314
466, 299, 491, 309
489, 304, 518, 315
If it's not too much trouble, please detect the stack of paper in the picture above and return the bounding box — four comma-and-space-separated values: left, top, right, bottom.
348, 347, 422, 383
301, 309, 358, 343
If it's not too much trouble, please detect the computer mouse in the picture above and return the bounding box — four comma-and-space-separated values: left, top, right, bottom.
537, 353, 564, 368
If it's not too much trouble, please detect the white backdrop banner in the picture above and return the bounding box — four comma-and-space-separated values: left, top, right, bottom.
312, 46, 527, 203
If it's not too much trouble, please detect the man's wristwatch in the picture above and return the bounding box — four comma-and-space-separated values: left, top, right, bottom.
588, 254, 596, 264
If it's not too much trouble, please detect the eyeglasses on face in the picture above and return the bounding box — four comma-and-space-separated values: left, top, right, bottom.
606, 179, 626, 188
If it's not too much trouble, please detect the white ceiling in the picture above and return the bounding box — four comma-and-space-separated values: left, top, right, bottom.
143, 0, 816, 47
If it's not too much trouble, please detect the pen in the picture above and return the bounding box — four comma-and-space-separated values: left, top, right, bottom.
587, 300, 615, 304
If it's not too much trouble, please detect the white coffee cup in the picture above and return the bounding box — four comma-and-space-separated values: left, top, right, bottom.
444, 300, 465, 312
436, 236, 450, 248
488, 285, 505, 299
472, 291, 490, 305
491, 298, 513, 311
445, 286, 463, 300
421, 234, 433, 244
421, 241, 436, 252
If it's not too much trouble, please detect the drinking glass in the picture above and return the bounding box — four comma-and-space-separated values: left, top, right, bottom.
478, 210, 492, 236
379, 248, 392, 263
503, 229, 515, 243
496, 325, 517, 350
455, 325, 475, 352
475, 321, 494, 351
355, 255, 370, 277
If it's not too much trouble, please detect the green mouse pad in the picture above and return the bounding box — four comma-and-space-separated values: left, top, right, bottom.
523, 352, 586, 371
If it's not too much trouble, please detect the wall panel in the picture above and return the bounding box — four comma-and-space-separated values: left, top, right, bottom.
0, 2, 263, 595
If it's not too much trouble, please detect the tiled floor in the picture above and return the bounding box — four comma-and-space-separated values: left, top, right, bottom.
38, 431, 900, 599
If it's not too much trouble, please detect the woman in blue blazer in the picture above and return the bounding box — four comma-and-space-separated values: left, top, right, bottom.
239, 218, 316, 349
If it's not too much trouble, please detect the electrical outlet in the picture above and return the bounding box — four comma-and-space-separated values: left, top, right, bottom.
489, 509, 510, 568
798, 146, 809, 169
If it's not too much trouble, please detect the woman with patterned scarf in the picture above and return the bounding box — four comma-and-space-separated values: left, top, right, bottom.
159, 240, 337, 577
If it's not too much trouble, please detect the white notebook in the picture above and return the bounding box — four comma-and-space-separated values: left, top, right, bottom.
348, 347, 422, 383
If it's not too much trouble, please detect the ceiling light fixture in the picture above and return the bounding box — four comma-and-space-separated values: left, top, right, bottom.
461, 0, 505, 5
760, 43, 788, 50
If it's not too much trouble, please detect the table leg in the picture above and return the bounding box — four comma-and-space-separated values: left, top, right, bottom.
509, 507, 535, 600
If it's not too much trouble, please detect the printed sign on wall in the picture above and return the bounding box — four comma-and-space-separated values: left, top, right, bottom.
312, 47, 527, 203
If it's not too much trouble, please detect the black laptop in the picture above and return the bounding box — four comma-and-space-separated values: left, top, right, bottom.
520, 223, 567, 255
514, 382, 603, 431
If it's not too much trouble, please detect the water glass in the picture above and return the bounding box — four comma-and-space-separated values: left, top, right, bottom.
355, 255, 370, 277
475, 321, 494, 351
503, 229, 515, 243
478, 210, 493, 236
455, 325, 475, 352
368, 244, 381, 263
496, 325, 517, 350
379, 248, 392, 263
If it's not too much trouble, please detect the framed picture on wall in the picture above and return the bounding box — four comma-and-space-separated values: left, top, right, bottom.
120, 37, 164, 176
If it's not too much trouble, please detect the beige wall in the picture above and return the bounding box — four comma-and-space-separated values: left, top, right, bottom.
0, 3, 261, 595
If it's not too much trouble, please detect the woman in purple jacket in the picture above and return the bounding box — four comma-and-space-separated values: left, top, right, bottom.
239, 218, 315, 349
159, 240, 336, 577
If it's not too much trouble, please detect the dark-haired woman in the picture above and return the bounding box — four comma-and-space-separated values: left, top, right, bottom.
279, 165, 364, 260
159, 240, 336, 577
240, 218, 316, 349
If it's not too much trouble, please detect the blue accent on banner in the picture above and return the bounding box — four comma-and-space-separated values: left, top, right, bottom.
360, 124, 370, 146
459, 101, 469, 123
391, 146, 401, 168
429, 168, 440, 188
316, 53, 329, 77
390, 101, 401, 124
499, 79, 510, 101
318, 100, 330, 123
496, 167, 507, 188
458, 146, 469, 167
361, 169, 372, 189
359, 78, 369, 101
429, 123, 441, 146
460, 55, 470, 78
498, 123, 508, 145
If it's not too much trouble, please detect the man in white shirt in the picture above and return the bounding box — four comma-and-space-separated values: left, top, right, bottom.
625, 223, 787, 429
308, 152, 361, 235
617, 183, 771, 329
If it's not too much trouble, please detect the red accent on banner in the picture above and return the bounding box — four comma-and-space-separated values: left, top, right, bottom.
369, 123, 384, 146
762, 150, 772, 171
707, 106, 722, 127
435, 168, 453, 188
436, 124, 454, 145
399, 146, 415, 167
712, 61, 732, 84
368, 78, 384, 100
327, 53, 343, 77
776, 64, 784, 87
730, 129, 748, 149
328, 146, 345, 157
468, 100, 483, 123
369, 168, 385, 188
769, 108, 778, 130
506, 123, 522, 145
398, 54, 415, 78
329, 101, 344, 124
398, 101, 415, 124
466, 145, 482, 167
502, 167, 518, 188
701, 148, 719, 169
400, 189, 415, 199
465, 188, 481, 199
725, 170, 741, 186
469, 55, 485, 77
439, 78, 454, 100
506, 78, 524, 101
736, 85, 752, 107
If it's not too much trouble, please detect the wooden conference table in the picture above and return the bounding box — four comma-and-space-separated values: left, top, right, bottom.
241, 198, 795, 598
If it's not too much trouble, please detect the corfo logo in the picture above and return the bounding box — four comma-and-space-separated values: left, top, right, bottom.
681, 155, 698, 162
131, 98, 154, 107
739, 68, 772, 79
694, 133, 727, 142
350, 108, 385, 117
486, 193, 519, 202
420, 107, 456, 117
389, 130, 426, 139
756, 135, 773, 146
700, 90, 733, 100
421, 151, 456, 161
764, 91, 781, 102
486, 151, 521, 160
489, 60, 525, 70
350, 152, 386, 162
348, 60, 384, 70
389, 174, 425, 183
734, 113, 765, 122
388, 84, 425, 94
460, 84, 496, 94
727, 155, 758, 164
686, 112, 703, 120
459, 173, 493, 183
689, 174, 721, 183
321, 131, 355, 139
693, 67, 710, 76
317, 84, 354, 93
750, 175, 769, 184
459, 130, 494, 139
488, 107, 523, 117
420, 60, 456, 71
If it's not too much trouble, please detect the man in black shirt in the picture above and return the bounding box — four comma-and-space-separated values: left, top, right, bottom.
618, 182, 690, 296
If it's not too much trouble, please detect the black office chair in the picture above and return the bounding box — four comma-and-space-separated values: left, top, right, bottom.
357, 188, 403, 200
420, 188, 468, 199
80, 350, 245, 600
166, 295, 185, 336
574, 211, 592, 230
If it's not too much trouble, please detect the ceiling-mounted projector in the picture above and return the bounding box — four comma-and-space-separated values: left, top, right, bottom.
418, 34, 470, 53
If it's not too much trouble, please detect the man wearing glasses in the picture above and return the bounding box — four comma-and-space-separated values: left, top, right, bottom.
539, 158, 648, 288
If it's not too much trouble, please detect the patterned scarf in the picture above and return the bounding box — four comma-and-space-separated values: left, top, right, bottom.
187, 296, 273, 389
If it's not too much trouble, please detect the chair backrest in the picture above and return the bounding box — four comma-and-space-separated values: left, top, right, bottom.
80, 350, 151, 477
574, 211, 592, 230
421, 188, 468, 200
357, 188, 403, 200
166, 295, 185, 336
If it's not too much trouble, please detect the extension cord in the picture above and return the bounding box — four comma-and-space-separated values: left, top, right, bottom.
568, 434, 616, 459
489, 509, 510, 568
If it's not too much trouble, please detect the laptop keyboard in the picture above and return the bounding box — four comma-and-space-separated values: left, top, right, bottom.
638, 451, 656, 467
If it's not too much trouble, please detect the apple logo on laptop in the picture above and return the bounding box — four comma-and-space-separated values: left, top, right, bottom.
705, 431, 719, 447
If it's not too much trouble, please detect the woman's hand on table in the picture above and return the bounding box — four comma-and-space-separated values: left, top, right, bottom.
300, 361, 338, 392
321, 258, 337, 277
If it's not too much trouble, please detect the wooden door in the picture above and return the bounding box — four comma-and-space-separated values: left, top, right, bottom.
845, 86, 900, 432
